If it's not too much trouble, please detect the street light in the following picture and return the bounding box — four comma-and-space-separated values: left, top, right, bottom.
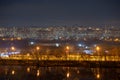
96, 73, 100, 79
11, 46, 15, 51
37, 69, 40, 77
96, 46, 100, 61
36, 46, 40, 51
36, 46, 40, 60
66, 46, 70, 60
11, 46, 15, 56
66, 46, 70, 51
96, 46, 100, 56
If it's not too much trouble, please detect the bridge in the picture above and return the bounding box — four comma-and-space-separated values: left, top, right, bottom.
0, 55, 120, 67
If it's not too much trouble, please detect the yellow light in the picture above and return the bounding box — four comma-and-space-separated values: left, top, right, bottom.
12, 70, 15, 75
11, 46, 15, 51
96, 46, 100, 51
96, 73, 100, 79
17, 37, 21, 40
37, 70, 40, 77
27, 67, 30, 72
36, 46, 40, 51
66, 72, 70, 78
114, 38, 119, 42
26, 53, 30, 56
66, 46, 70, 50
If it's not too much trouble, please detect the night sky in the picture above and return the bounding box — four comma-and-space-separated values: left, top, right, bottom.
0, 0, 120, 27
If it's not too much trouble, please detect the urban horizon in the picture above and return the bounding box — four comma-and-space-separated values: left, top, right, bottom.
0, 25, 120, 41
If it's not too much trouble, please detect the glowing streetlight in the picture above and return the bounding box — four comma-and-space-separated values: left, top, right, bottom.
66, 46, 70, 60
96, 46, 100, 51
36, 46, 40, 60
66, 72, 70, 78
96, 73, 100, 79
36, 46, 40, 51
96, 46, 100, 56
11, 70, 15, 75
27, 67, 30, 73
66, 46, 70, 50
11, 46, 15, 51
37, 69, 40, 77
11, 46, 16, 56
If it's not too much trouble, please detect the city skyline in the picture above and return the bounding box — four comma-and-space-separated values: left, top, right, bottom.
0, 0, 120, 27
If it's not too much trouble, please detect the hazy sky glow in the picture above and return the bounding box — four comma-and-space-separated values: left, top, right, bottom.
0, 0, 120, 27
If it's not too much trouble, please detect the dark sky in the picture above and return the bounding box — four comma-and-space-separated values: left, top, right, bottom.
0, 0, 120, 27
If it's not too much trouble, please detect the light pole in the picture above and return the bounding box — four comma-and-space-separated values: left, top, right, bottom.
96, 46, 100, 55
11, 46, 15, 57
96, 46, 100, 61
11, 46, 15, 51
36, 46, 40, 51
66, 46, 70, 60
36, 46, 40, 60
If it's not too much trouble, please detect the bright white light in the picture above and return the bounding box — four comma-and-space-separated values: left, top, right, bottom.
78, 44, 82, 47
55, 43, 59, 47
78, 43, 85, 47
0, 51, 20, 57
85, 46, 88, 49
83, 50, 93, 54
0, 54, 9, 57
30, 42, 34, 45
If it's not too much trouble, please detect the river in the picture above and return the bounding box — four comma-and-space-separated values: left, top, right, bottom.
0, 65, 119, 80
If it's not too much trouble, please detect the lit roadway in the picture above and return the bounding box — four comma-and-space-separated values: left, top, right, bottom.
1, 54, 120, 61
1, 54, 120, 67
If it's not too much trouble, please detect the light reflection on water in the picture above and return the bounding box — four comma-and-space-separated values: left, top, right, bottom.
0, 66, 119, 80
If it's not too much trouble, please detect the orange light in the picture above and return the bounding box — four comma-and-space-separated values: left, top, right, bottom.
11, 46, 15, 51
96, 73, 100, 79
66, 46, 70, 50
36, 46, 40, 50
96, 46, 100, 51
66, 72, 70, 78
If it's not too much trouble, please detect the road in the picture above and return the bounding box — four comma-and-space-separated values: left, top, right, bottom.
1, 54, 120, 61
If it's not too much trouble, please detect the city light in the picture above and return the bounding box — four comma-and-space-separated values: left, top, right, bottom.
11, 46, 15, 51
66, 72, 70, 78
30, 42, 35, 45
66, 46, 70, 50
96, 46, 100, 56
12, 70, 15, 75
55, 43, 60, 47
27, 67, 30, 73
37, 70, 40, 77
96, 46, 100, 51
36, 46, 40, 51
96, 73, 100, 79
